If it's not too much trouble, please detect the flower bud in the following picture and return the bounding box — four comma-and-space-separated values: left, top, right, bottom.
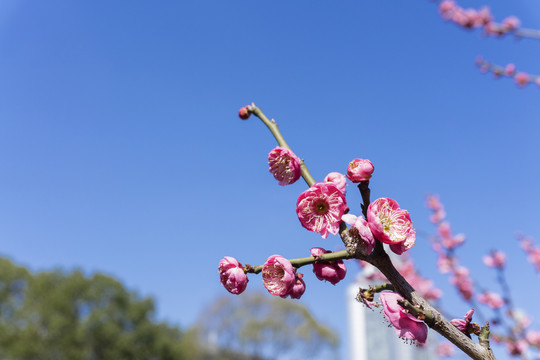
346, 159, 374, 182
218, 256, 248, 295
238, 105, 251, 120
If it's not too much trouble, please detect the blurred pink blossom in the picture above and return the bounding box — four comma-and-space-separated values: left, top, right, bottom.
478, 291, 505, 309
296, 182, 347, 239
219, 256, 249, 295
514, 72, 530, 87
268, 146, 302, 186
379, 291, 428, 344
310, 247, 347, 285
506, 339, 528, 356
483, 250, 506, 269
436, 342, 455, 357
526, 330, 540, 346
502, 16, 521, 31
262, 255, 296, 296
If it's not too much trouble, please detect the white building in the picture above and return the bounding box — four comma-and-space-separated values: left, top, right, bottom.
347, 275, 439, 360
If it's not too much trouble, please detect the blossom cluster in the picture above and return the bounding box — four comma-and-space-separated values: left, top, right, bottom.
438, 0, 522, 37
518, 234, 540, 274
475, 57, 540, 89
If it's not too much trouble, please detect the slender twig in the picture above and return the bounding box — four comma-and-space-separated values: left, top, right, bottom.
245, 250, 352, 274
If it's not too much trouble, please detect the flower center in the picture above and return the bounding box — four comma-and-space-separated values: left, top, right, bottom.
314, 200, 328, 215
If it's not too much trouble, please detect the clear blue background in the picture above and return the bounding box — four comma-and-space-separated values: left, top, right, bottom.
0, 1, 539, 359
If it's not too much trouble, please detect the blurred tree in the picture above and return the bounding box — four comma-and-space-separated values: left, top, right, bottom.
194, 292, 339, 360
0, 257, 187, 360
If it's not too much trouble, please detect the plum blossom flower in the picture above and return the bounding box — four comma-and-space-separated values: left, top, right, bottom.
505, 63, 516, 76
342, 213, 375, 255
262, 255, 296, 296
483, 250, 506, 269
379, 291, 428, 344
218, 256, 248, 295
526, 330, 540, 346
506, 340, 528, 356
268, 147, 302, 186
436, 342, 455, 357
310, 247, 347, 285
324, 172, 347, 195
296, 182, 347, 239
502, 16, 521, 31
478, 291, 504, 309
451, 309, 475, 334
515, 72, 530, 87
346, 158, 374, 182
450, 266, 474, 300
367, 198, 415, 253
281, 272, 306, 299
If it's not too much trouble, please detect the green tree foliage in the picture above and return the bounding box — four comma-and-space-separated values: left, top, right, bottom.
194, 293, 339, 360
0, 257, 186, 360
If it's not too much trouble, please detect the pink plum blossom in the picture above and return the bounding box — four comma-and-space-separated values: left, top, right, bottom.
478, 291, 504, 309
514, 72, 530, 87
367, 198, 416, 253
324, 172, 347, 195
450, 266, 474, 300
262, 255, 296, 296
296, 182, 347, 239
506, 340, 528, 356
505, 63, 516, 76
342, 213, 375, 255
436, 342, 455, 357
218, 256, 249, 295
483, 250, 506, 269
437, 254, 453, 274
346, 158, 374, 183
379, 291, 428, 344
310, 247, 347, 285
450, 309, 474, 333
281, 272, 306, 299
268, 147, 302, 186
396, 259, 442, 301
526, 330, 540, 346
502, 16, 521, 31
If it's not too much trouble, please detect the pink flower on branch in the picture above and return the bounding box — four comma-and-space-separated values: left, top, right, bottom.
367, 198, 416, 253
478, 291, 505, 309
218, 256, 249, 295
268, 146, 302, 186
379, 291, 428, 344
451, 309, 476, 334
310, 247, 347, 285
483, 250, 506, 269
296, 182, 347, 239
341, 213, 375, 255
238, 105, 252, 120
346, 158, 374, 183
436, 342, 455, 357
262, 255, 296, 296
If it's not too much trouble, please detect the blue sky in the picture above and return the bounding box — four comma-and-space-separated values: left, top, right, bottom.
0, 1, 539, 359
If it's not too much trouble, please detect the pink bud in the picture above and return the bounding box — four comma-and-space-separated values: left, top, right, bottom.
450, 309, 474, 333
346, 158, 374, 182
324, 172, 347, 195
268, 147, 302, 186
262, 255, 296, 296
310, 247, 347, 285
281, 272, 306, 299
238, 105, 251, 120
218, 256, 249, 295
